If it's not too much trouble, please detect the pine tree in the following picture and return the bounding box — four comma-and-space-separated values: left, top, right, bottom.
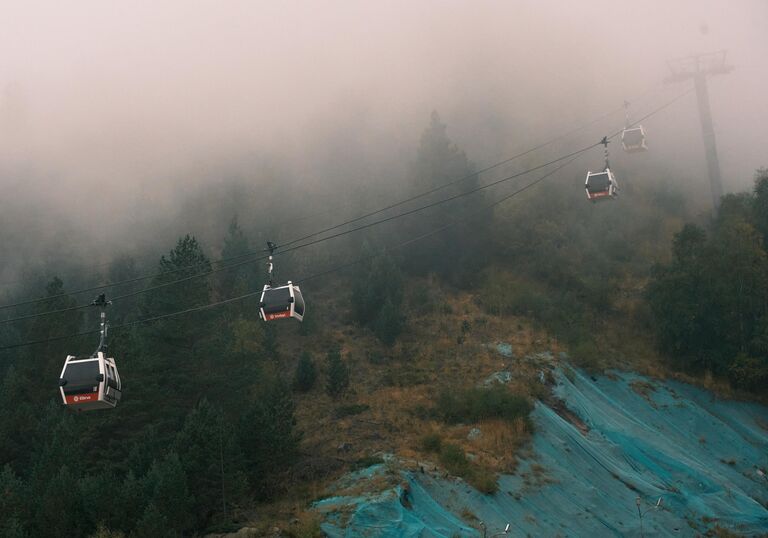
32, 465, 86, 538
106, 255, 140, 324
753, 168, 768, 247
115, 471, 144, 535
0, 465, 26, 536
219, 215, 252, 301
174, 399, 247, 526
78, 471, 120, 534
239, 378, 301, 499
133, 503, 168, 538
141, 235, 212, 352
374, 297, 404, 346
325, 347, 349, 399
142, 452, 194, 533
404, 112, 485, 282
25, 277, 83, 390
293, 351, 317, 392
352, 245, 405, 343
0, 366, 37, 468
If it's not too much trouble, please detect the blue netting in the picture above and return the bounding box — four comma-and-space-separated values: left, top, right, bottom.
316, 369, 768, 537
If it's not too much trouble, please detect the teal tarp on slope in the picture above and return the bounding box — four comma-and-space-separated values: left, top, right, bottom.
317, 369, 768, 537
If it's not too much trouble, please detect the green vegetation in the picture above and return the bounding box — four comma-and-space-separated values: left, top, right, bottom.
293, 351, 317, 393
333, 403, 370, 418
421, 432, 443, 453
439, 443, 498, 494
325, 347, 350, 399
0, 107, 763, 536
647, 170, 768, 390
353, 246, 405, 344
435, 385, 533, 425
0, 235, 301, 536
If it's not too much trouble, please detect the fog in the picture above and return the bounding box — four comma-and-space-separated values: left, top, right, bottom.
1, 0, 766, 280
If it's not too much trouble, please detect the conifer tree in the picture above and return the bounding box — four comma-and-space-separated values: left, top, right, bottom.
352, 245, 406, 344
325, 347, 349, 399
174, 399, 247, 525
140, 235, 214, 382
142, 234, 212, 320
404, 112, 485, 282
293, 351, 317, 392
133, 503, 168, 538
374, 297, 404, 346
142, 452, 194, 533
239, 378, 300, 499
219, 215, 252, 301
32, 465, 86, 538
753, 168, 768, 247
0, 465, 26, 537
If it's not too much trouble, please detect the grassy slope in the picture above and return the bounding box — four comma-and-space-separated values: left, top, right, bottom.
235, 262, 767, 536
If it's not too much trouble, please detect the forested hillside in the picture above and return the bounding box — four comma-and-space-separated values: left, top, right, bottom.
0, 113, 765, 537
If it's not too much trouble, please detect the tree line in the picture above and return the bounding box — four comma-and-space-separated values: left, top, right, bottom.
647, 169, 768, 390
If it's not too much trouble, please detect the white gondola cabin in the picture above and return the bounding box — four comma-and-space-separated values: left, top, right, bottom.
621, 126, 647, 153
585, 168, 619, 201
59, 352, 122, 411
259, 281, 305, 321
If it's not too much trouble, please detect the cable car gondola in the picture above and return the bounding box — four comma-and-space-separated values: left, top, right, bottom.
58, 294, 122, 411
621, 126, 647, 153
259, 281, 305, 321
621, 101, 647, 153
585, 136, 619, 202
258, 242, 305, 322
585, 169, 619, 201
59, 352, 122, 410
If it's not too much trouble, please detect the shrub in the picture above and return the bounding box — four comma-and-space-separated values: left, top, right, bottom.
439, 444, 470, 476
351, 455, 385, 470
333, 404, 369, 419
367, 351, 389, 365
569, 339, 602, 371
439, 444, 498, 495
470, 467, 499, 495
435, 385, 532, 425
420, 433, 442, 453
728, 354, 768, 392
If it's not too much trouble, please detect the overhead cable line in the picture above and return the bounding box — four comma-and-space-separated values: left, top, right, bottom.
0, 89, 656, 311
607, 87, 694, 138
277, 83, 673, 251
295, 154, 584, 286
0, 87, 693, 319
0, 142, 600, 327
275, 109, 626, 250
0, 153, 584, 352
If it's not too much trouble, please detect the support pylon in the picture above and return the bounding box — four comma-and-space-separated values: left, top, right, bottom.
665, 50, 732, 209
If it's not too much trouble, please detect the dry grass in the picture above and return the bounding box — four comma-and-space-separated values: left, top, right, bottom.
250, 270, 763, 531
292, 279, 548, 480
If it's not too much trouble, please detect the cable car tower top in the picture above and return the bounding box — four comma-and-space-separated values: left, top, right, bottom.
665, 50, 733, 209
665, 50, 733, 83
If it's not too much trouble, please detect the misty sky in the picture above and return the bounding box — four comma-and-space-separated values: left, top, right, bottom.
0, 1, 766, 256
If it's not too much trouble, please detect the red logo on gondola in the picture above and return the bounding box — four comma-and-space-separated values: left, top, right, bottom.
265, 311, 291, 320
66, 392, 98, 404
589, 191, 611, 199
